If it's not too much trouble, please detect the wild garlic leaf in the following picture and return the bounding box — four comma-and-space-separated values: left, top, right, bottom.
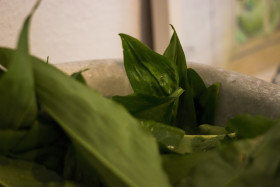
226, 114, 276, 139
1, 12, 170, 186
164, 25, 197, 133
196, 83, 220, 125
10, 142, 67, 173
175, 79, 198, 133
0, 155, 82, 187
63, 145, 104, 187
71, 68, 89, 85
163, 121, 280, 187
0, 121, 62, 154
187, 68, 206, 97
0, 118, 66, 173
198, 124, 227, 135
11, 121, 63, 153
0, 6, 38, 129
119, 33, 179, 96
164, 25, 188, 87
112, 88, 183, 125
32, 57, 170, 187
162, 152, 212, 186
174, 134, 225, 154
227, 123, 280, 186
139, 119, 185, 150
187, 68, 221, 126
0, 129, 27, 154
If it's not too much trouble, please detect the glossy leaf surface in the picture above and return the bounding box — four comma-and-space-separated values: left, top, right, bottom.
120, 33, 179, 96
164, 26, 197, 133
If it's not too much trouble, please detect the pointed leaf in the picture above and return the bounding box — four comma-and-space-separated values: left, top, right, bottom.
196, 83, 220, 125
120, 33, 179, 96
112, 88, 183, 125
187, 68, 206, 97
0, 3, 39, 129
164, 25, 188, 87
32, 58, 170, 187
163, 25, 197, 133
71, 68, 89, 85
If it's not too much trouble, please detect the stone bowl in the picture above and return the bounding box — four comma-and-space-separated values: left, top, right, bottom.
55, 60, 280, 127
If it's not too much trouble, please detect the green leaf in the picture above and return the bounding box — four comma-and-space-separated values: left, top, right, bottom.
164, 26, 197, 133
196, 83, 220, 125
119, 33, 179, 96
226, 123, 280, 186
0, 129, 27, 154
174, 134, 225, 154
139, 119, 185, 150
11, 142, 67, 173
226, 114, 276, 139
187, 68, 220, 126
162, 152, 212, 185
11, 121, 63, 153
175, 82, 198, 133
0, 4, 38, 129
0, 121, 62, 154
112, 88, 183, 125
0, 119, 66, 173
198, 124, 227, 135
63, 145, 103, 187
163, 25, 187, 86
71, 68, 89, 85
0, 155, 82, 187
163, 121, 280, 187
32, 58, 170, 186
187, 68, 206, 97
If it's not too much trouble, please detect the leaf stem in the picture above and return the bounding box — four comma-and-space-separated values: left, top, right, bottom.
0, 64, 7, 72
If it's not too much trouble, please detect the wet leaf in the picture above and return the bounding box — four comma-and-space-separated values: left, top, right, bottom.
120, 33, 179, 96
113, 88, 183, 125
164, 25, 197, 133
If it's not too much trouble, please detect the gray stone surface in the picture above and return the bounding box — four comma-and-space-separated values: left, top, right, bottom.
189, 63, 280, 126
55, 60, 280, 127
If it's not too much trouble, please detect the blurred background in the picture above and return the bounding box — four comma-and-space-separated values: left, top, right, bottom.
0, 0, 280, 83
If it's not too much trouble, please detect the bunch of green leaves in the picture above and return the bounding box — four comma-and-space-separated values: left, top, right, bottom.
1, 1, 280, 186
162, 115, 280, 186
112, 25, 221, 154
112, 22, 280, 186
0, 2, 169, 186
114, 26, 220, 134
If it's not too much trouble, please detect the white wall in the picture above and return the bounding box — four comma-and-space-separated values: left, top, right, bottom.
180, 0, 234, 65
0, 0, 142, 63
151, 0, 234, 65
